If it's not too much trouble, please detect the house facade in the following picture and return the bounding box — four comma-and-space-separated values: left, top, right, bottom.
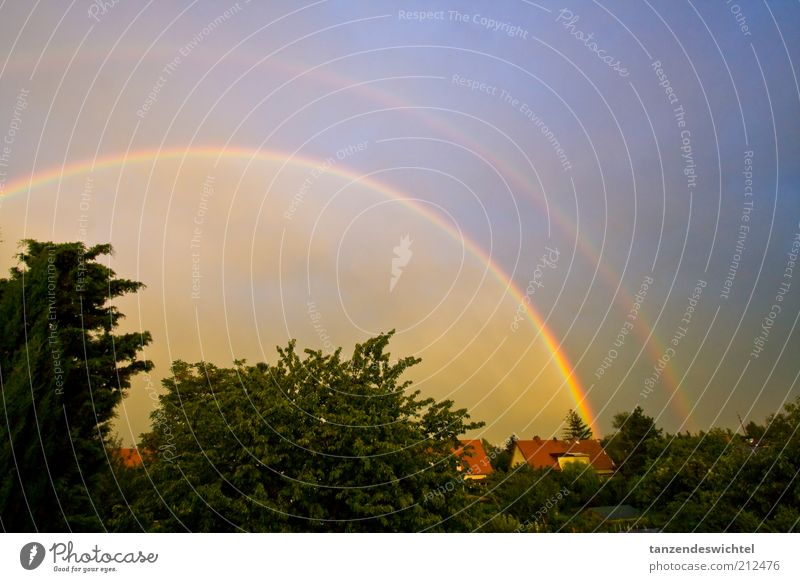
510, 437, 615, 477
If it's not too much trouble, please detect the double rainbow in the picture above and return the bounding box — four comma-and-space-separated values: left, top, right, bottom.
0, 146, 598, 433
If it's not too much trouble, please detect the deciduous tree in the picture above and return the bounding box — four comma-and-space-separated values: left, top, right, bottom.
116, 332, 484, 532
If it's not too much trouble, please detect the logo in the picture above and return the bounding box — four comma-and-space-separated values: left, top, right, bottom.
390, 234, 413, 292
20, 542, 46, 570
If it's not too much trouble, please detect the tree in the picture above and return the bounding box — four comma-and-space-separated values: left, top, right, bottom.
482, 465, 560, 531
482, 462, 603, 532
562, 409, 592, 440
0, 240, 152, 531
484, 434, 516, 473
709, 398, 800, 532
602, 406, 662, 476
114, 332, 485, 532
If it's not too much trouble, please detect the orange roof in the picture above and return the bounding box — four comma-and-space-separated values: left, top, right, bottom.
115, 448, 144, 468
563, 439, 615, 473
454, 439, 494, 476
515, 438, 614, 473
515, 438, 566, 470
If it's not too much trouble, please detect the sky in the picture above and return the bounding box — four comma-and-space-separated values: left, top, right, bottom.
0, 1, 798, 445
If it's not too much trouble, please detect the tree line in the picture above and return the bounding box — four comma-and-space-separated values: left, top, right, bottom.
1, 240, 798, 532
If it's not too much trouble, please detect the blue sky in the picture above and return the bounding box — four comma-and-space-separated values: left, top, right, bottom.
0, 1, 799, 443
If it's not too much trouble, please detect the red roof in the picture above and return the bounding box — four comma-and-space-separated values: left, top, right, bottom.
115, 448, 144, 468
515, 438, 614, 473
562, 439, 615, 473
454, 439, 494, 476
515, 438, 566, 470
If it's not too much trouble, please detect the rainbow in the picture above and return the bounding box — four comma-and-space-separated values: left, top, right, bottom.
1, 50, 692, 425
268, 58, 690, 424
0, 146, 599, 433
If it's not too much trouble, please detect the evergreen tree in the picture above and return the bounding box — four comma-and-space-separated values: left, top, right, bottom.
0, 240, 152, 531
562, 409, 593, 440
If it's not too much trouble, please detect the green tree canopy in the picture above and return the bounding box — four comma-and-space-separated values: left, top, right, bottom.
602, 406, 663, 476
0, 240, 152, 531
630, 400, 800, 532
562, 409, 593, 440
114, 332, 484, 532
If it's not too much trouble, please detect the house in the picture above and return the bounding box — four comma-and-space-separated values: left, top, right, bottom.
510, 437, 615, 477
114, 447, 144, 468
454, 439, 494, 480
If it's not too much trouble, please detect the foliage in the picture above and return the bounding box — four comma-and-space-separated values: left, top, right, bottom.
602, 406, 663, 476
631, 403, 800, 532
0, 240, 152, 531
113, 333, 485, 532
485, 434, 516, 473
486, 403, 799, 533
2, 240, 799, 533
562, 409, 592, 440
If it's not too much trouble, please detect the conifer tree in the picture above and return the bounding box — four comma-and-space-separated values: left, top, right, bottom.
0, 240, 152, 531
562, 409, 593, 440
